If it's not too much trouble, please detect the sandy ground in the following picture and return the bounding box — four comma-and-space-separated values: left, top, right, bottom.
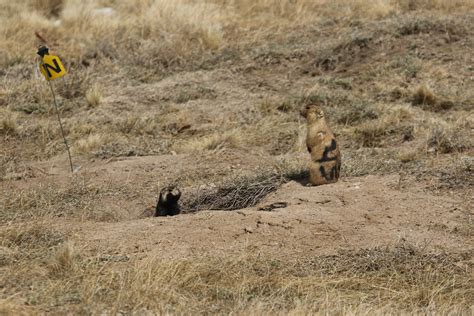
23, 155, 469, 261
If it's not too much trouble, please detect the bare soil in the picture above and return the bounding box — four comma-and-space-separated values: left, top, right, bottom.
5, 154, 472, 260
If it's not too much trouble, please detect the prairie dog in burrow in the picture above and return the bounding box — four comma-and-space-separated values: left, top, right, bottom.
155, 186, 181, 216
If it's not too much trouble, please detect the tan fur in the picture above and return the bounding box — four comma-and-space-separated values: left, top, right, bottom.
301, 104, 341, 186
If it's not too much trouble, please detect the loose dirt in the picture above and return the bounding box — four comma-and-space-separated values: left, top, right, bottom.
33, 157, 470, 261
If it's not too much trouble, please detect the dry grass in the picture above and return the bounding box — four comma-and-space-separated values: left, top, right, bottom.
72, 133, 110, 155
85, 84, 101, 108
184, 171, 292, 211
1, 0, 472, 160
0, 175, 134, 222
427, 124, 471, 154
174, 130, 243, 153
0, 109, 17, 135
434, 156, 474, 189
397, 147, 421, 162
353, 110, 415, 148
1, 0, 473, 71
413, 84, 438, 106
47, 241, 75, 277
0, 242, 471, 314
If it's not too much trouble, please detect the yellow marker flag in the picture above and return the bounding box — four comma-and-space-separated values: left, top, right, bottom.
40, 54, 67, 81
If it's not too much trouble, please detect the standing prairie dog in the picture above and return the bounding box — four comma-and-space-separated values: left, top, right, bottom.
301, 104, 341, 185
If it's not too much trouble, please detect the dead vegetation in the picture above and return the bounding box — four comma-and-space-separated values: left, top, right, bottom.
427, 124, 471, 154
0, 241, 471, 314
183, 168, 307, 212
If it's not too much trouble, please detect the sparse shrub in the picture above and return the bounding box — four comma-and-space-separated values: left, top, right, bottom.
316, 32, 373, 71
389, 87, 407, 101
85, 84, 102, 108
183, 168, 306, 212
116, 115, 141, 134
353, 112, 414, 147
412, 84, 437, 106
13, 103, 49, 115
175, 91, 194, 104
334, 102, 379, 125
0, 246, 15, 267
56, 73, 89, 100
435, 100, 455, 111
112, 115, 161, 136
73, 134, 110, 155
397, 17, 435, 35
412, 85, 455, 112
394, 0, 474, 12
174, 86, 216, 104
48, 242, 75, 277
260, 97, 296, 114
31, 0, 63, 17
390, 56, 423, 78
397, 148, 420, 162
0, 110, 17, 135
0, 224, 64, 250
354, 121, 386, 147
435, 156, 474, 189
427, 126, 470, 153
318, 77, 353, 90
174, 131, 242, 153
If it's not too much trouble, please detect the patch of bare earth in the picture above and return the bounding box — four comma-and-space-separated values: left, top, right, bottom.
65, 174, 472, 259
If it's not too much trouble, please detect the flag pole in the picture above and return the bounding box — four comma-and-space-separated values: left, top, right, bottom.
47, 80, 74, 173
37, 45, 74, 173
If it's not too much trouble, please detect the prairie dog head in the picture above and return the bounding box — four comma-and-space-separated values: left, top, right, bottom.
159, 186, 181, 203
300, 104, 325, 122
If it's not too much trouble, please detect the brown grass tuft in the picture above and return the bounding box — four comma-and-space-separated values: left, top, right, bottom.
9, 244, 468, 314
427, 125, 471, 154
0, 223, 65, 258
394, 0, 474, 12
353, 109, 415, 148
0, 109, 18, 135
183, 167, 307, 212
85, 84, 102, 108
413, 84, 437, 106
47, 242, 75, 277
174, 130, 243, 153
30, 0, 63, 17
397, 147, 421, 162
73, 133, 110, 155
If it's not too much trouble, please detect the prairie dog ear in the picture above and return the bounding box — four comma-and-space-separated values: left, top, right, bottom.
171, 187, 181, 198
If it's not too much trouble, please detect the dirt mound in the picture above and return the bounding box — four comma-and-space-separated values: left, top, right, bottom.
65, 175, 471, 260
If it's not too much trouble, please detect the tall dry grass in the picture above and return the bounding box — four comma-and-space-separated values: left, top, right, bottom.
1, 0, 474, 68
1, 0, 472, 160
0, 240, 472, 314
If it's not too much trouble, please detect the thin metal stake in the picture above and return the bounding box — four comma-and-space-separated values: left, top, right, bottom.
47, 80, 74, 173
